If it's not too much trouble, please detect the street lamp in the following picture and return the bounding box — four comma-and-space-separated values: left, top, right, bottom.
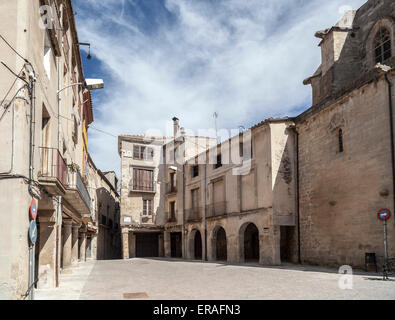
57, 78, 104, 150
57, 78, 104, 95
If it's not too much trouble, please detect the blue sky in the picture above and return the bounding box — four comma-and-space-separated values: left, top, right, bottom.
73, 0, 367, 177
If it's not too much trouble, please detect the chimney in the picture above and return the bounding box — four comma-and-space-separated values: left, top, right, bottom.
172, 117, 179, 138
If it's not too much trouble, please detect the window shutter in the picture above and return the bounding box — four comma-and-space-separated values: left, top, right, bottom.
133, 145, 140, 159
143, 199, 147, 215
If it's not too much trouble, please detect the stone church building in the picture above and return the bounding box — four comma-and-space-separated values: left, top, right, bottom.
296, 0, 395, 267
119, 0, 395, 270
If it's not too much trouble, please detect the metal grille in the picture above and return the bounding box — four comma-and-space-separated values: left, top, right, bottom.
39, 147, 68, 187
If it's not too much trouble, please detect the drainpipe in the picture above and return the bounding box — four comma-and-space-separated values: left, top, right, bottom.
295, 129, 301, 264
26, 65, 36, 199
182, 162, 186, 258
204, 152, 208, 261
385, 73, 395, 228
291, 126, 301, 264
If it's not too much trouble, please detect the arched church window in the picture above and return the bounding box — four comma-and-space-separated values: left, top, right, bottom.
374, 28, 392, 64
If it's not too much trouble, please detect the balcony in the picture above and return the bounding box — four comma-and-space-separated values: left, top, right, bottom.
64, 169, 91, 217
166, 211, 177, 223
206, 202, 227, 218
38, 147, 68, 195
185, 207, 202, 222
166, 182, 177, 195
129, 181, 156, 193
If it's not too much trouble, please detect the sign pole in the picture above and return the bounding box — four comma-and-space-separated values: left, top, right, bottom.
28, 245, 33, 299
28, 218, 37, 299
383, 220, 388, 280
377, 209, 391, 280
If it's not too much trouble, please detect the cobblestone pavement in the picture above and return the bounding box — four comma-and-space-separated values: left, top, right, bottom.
35, 258, 395, 300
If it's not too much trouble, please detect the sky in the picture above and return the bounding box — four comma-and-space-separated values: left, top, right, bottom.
73, 0, 367, 177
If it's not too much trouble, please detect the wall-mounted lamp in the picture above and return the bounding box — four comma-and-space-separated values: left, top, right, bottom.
78, 42, 92, 60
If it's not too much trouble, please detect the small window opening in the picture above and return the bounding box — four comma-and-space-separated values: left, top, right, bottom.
192, 165, 199, 178
215, 154, 222, 169
339, 129, 344, 153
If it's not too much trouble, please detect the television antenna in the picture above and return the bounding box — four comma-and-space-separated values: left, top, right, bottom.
213, 112, 219, 143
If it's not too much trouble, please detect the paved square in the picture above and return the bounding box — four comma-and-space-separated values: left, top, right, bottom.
35, 258, 395, 300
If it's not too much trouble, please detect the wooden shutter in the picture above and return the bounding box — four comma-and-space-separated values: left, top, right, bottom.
133, 145, 140, 159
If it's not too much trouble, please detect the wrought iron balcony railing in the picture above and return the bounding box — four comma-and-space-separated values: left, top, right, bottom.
166, 182, 177, 194
68, 169, 91, 212
185, 207, 202, 222
129, 182, 156, 193
206, 202, 227, 218
38, 147, 68, 188
166, 211, 177, 223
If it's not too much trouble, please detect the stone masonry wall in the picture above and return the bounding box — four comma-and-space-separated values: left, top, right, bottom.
297, 76, 395, 269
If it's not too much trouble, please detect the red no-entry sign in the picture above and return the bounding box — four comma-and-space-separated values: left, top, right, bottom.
30, 199, 38, 220
377, 209, 391, 221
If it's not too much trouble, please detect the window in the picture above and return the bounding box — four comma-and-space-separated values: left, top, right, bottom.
374, 28, 392, 64
133, 168, 154, 191
239, 140, 253, 160
41, 104, 50, 148
142, 199, 153, 215
338, 129, 344, 153
214, 154, 222, 169
169, 201, 176, 218
133, 145, 154, 160
43, 31, 52, 78
169, 172, 176, 192
101, 215, 107, 225
192, 165, 199, 178
191, 188, 199, 212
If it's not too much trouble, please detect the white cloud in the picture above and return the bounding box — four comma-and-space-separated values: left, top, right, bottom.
74, 0, 367, 175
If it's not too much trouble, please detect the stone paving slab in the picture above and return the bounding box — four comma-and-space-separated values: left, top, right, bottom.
35, 260, 96, 300
35, 258, 395, 300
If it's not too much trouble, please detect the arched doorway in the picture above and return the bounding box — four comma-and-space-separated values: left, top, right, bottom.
243, 223, 259, 262
215, 227, 227, 261
194, 230, 202, 260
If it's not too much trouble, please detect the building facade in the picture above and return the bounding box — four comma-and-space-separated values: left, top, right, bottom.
182, 119, 298, 265
0, 0, 113, 300
86, 155, 121, 260
119, 119, 217, 259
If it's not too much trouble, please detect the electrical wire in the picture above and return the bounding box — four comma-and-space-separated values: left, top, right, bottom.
0, 85, 28, 122
0, 65, 25, 109
0, 34, 29, 63
89, 126, 118, 138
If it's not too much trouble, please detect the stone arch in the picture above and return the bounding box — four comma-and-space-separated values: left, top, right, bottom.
365, 17, 395, 68
210, 225, 227, 261
188, 229, 202, 260
238, 222, 259, 263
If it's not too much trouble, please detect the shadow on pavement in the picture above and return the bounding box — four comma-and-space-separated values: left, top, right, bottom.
121, 257, 393, 278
